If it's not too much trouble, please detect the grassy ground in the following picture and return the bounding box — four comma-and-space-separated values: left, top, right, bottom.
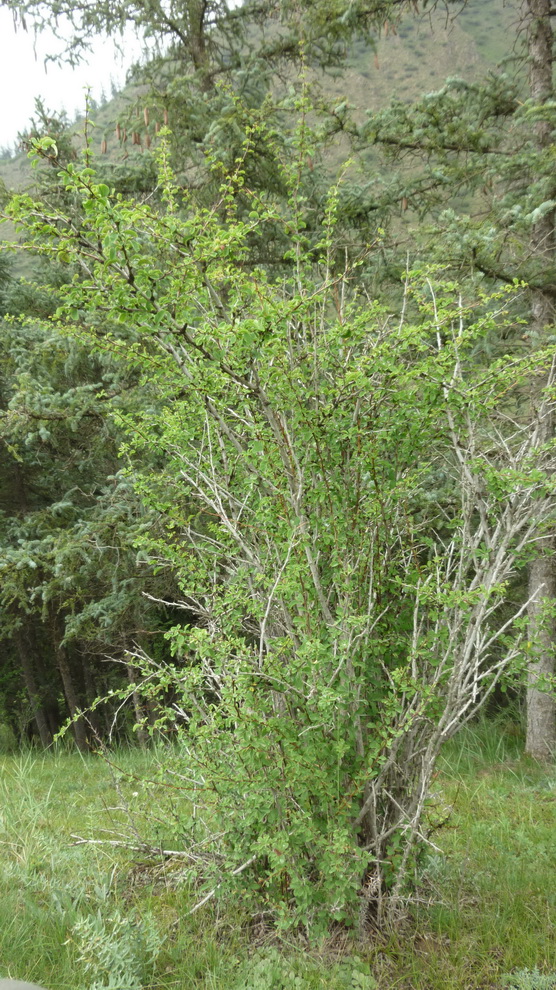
0, 722, 554, 990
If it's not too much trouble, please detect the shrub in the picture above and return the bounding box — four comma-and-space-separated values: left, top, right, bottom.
9, 124, 556, 936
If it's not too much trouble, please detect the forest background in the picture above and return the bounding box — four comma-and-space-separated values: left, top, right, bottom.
0, 0, 555, 986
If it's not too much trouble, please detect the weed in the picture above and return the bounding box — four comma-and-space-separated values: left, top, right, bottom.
70, 908, 163, 990
502, 971, 556, 990
231, 949, 377, 990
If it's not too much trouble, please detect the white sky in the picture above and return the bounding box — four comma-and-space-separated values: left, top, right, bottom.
0, 9, 142, 150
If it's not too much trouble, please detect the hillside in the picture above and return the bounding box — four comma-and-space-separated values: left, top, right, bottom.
335, 0, 517, 112
0, 0, 518, 197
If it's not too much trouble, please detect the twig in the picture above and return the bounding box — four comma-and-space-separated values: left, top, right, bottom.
186, 853, 258, 915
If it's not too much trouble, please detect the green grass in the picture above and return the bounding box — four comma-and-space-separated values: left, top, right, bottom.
384, 720, 556, 989
0, 750, 120, 988
0, 723, 554, 990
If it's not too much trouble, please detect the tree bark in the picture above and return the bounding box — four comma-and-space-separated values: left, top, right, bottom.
524, 0, 556, 759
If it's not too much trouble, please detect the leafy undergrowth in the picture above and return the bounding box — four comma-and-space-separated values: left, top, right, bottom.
0, 723, 554, 990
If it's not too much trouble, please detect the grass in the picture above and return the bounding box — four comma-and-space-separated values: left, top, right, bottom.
0, 721, 554, 990
389, 720, 556, 989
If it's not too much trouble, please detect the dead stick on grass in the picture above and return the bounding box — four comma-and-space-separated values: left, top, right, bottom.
70, 834, 196, 860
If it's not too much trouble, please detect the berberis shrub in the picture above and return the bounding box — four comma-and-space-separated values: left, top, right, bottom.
7, 119, 556, 935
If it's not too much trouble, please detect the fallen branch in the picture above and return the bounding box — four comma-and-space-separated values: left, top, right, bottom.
70, 834, 196, 860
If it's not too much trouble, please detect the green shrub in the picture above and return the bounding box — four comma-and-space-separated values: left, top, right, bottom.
11, 122, 556, 938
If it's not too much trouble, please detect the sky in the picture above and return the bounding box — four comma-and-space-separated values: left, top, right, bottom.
0, 9, 142, 150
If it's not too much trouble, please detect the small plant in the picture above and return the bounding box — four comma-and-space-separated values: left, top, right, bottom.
502, 971, 556, 990
232, 949, 377, 990
70, 907, 163, 990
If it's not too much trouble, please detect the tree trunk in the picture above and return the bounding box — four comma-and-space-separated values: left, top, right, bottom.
81, 656, 103, 742
187, 0, 212, 92
57, 645, 89, 752
527, 556, 556, 757
525, 0, 556, 759
50, 611, 89, 752
13, 624, 53, 749
127, 663, 149, 748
